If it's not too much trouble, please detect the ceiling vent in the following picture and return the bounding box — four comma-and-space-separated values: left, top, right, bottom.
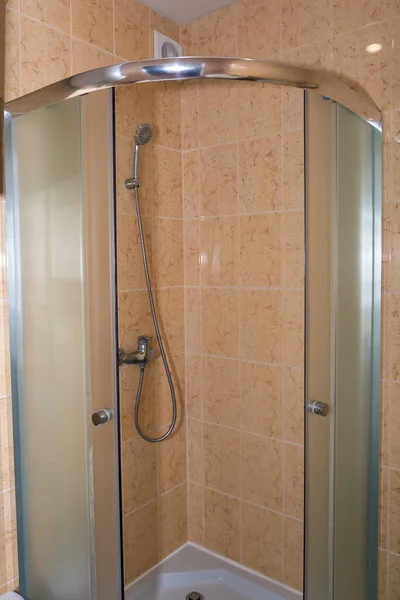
154, 30, 183, 58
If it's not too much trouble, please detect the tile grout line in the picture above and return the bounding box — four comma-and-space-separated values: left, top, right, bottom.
234, 14, 244, 564
180, 54, 191, 540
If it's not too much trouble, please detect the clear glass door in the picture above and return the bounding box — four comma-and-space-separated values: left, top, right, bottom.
5, 90, 122, 600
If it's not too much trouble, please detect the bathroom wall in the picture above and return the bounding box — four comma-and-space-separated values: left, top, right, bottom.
180, 1, 400, 597
1, 0, 188, 590
180, 19, 305, 591
115, 76, 188, 583
2, 0, 400, 597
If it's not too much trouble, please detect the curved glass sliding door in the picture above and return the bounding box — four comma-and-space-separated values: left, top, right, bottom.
6, 90, 123, 600
304, 93, 381, 600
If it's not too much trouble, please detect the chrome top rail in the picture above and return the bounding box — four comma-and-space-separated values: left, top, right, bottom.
4, 57, 381, 125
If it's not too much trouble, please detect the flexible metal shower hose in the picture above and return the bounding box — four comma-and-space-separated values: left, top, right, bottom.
133, 185, 177, 443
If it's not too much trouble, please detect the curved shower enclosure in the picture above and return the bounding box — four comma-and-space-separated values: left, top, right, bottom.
4, 57, 381, 600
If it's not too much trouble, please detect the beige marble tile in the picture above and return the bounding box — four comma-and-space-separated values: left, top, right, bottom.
378, 549, 387, 600
241, 433, 283, 511
186, 354, 202, 419
119, 364, 155, 442
20, 16, 70, 95
391, 294, 400, 380
0, 204, 7, 302
284, 211, 304, 289
284, 517, 304, 591
204, 422, 240, 495
242, 502, 283, 580
203, 356, 240, 428
240, 362, 282, 438
390, 382, 400, 469
71, 40, 113, 75
153, 82, 182, 150
332, 21, 392, 111
282, 0, 331, 50
204, 488, 240, 561
117, 214, 152, 291
239, 136, 282, 213
0, 305, 10, 400
185, 287, 201, 353
202, 288, 239, 358
238, 83, 282, 140
200, 144, 238, 217
153, 218, 184, 287
381, 381, 389, 466
153, 353, 185, 427
393, 113, 400, 200
122, 436, 157, 514
198, 4, 237, 56
283, 129, 304, 210
240, 213, 282, 287
390, 468, 400, 554
158, 484, 187, 559
184, 220, 200, 286
284, 443, 304, 519
157, 419, 186, 493
154, 287, 185, 355
200, 217, 239, 286
153, 147, 182, 218
240, 290, 282, 364
115, 83, 153, 139
383, 292, 391, 380
181, 82, 199, 151
383, 200, 392, 293
198, 82, 238, 147
282, 88, 304, 132
124, 501, 158, 584
183, 152, 200, 218
114, 0, 149, 60
283, 291, 304, 367
188, 482, 204, 544
0, 398, 14, 493
150, 10, 179, 42
72, 0, 112, 52
284, 367, 304, 445
0, 490, 17, 587
389, 553, 400, 599
118, 290, 154, 354
188, 418, 203, 484
237, 0, 281, 58
393, 21, 400, 111
4, 9, 19, 102
180, 19, 198, 56
379, 466, 388, 550
333, 0, 391, 34
283, 39, 333, 71
21, 0, 70, 32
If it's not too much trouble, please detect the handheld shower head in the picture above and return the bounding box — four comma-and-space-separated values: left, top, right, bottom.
134, 123, 153, 146
128, 123, 153, 183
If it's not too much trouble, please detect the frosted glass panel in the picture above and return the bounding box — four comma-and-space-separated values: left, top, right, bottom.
10, 98, 91, 600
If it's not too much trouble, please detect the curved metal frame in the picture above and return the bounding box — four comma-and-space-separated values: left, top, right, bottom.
5, 56, 381, 124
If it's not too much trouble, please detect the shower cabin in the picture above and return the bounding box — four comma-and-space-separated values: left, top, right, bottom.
4, 58, 381, 600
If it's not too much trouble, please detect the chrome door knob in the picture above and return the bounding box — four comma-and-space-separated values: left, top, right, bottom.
91, 409, 113, 427
308, 401, 330, 417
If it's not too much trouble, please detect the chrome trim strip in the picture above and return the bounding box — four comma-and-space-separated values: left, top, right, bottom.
4, 56, 381, 124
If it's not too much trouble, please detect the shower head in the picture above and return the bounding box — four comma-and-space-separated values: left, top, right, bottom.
134, 123, 153, 146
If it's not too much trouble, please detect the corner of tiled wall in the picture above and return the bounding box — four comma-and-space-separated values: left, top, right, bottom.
179, 0, 400, 596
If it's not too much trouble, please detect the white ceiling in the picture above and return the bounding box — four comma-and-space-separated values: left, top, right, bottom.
141, 0, 237, 24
